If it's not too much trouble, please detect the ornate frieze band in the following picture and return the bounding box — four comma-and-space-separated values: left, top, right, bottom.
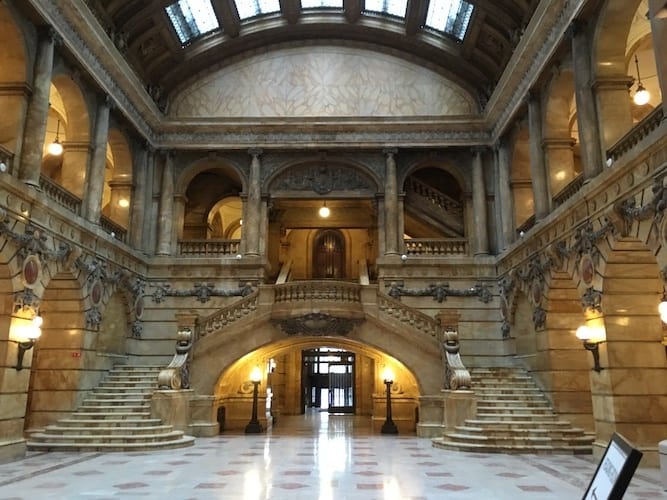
386, 281, 492, 303
152, 282, 254, 304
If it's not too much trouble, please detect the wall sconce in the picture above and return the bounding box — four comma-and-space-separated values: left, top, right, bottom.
632, 54, 650, 106
318, 201, 330, 218
13, 315, 43, 371
245, 366, 263, 434
47, 120, 63, 156
576, 325, 605, 373
381, 367, 398, 435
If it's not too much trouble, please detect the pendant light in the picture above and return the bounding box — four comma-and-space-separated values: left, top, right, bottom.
47, 119, 63, 156
632, 54, 650, 106
318, 201, 330, 218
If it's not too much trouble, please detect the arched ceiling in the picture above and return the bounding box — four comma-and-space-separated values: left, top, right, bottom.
85, 0, 539, 106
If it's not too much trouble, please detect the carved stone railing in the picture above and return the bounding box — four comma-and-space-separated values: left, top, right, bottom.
197, 290, 259, 339
157, 328, 193, 389
405, 176, 463, 215
553, 174, 584, 208
178, 239, 241, 256
404, 238, 468, 256
100, 215, 127, 243
607, 105, 665, 162
274, 280, 362, 303
377, 292, 439, 339
39, 175, 82, 215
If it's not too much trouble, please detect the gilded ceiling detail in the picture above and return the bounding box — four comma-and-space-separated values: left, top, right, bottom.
169, 47, 475, 118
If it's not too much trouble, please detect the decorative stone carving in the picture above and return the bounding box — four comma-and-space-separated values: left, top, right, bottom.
274, 313, 361, 336
532, 306, 546, 330
0, 210, 71, 265
581, 287, 603, 313
386, 282, 492, 303
86, 306, 102, 328
271, 164, 373, 194
436, 313, 471, 390
157, 328, 193, 390
14, 288, 40, 314
611, 175, 667, 236
151, 282, 254, 304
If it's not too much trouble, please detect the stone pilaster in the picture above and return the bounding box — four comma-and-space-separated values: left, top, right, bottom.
496, 139, 514, 249
383, 148, 399, 255
156, 152, 174, 255
471, 148, 489, 255
244, 148, 262, 256
649, 0, 667, 116
83, 96, 111, 223
527, 92, 550, 221
129, 144, 148, 250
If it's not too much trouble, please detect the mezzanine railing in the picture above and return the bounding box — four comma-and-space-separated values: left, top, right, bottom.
178, 239, 241, 256
404, 238, 468, 256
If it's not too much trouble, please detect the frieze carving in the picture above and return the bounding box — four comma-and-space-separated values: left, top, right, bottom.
611, 175, 667, 237
387, 282, 492, 303
271, 164, 373, 194
274, 313, 361, 336
152, 282, 254, 303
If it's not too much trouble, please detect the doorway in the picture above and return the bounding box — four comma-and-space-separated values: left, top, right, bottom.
313, 229, 345, 279
302, 348, 355, 414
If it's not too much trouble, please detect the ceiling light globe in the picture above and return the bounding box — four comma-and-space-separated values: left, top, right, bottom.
633, 87, 650, 106
47, 140, 63, 156
319, 205, 330, 218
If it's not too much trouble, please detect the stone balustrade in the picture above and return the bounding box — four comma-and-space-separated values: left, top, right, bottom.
178, 239, 241, 256
377, 292, 439, 339
274, 281, 362, 303
404, 238, 468, 256
39, 174, 82, 215
197, 290, 259, 339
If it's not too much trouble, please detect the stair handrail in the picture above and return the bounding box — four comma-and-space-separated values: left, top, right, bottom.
439, 325, 472, 390
405, 176, 463, 215
276, 259, 292, 284
197, 289, 260, 339
377, 291, 439, 338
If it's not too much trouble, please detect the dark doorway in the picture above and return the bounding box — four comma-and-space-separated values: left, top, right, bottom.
302, 348, 355, 414
313, 229, 345, 279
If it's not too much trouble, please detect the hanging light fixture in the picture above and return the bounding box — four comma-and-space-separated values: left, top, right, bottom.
659, 291, 667, 323
47, 119, 63, 156
632, 54, 650, 106
318, 201, 330, 218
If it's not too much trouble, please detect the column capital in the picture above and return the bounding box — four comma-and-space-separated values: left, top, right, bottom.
248, 148, 263, 158
36, 25, 58, 43
382, 148, 398, 157
470, 146, 487, 156
566, 19, 587, 39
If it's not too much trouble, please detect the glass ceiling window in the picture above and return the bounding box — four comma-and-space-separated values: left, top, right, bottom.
364, 0, 407, 18
235, 0, 281, 20
166, 0, 219, 45
301, 0, 343, 8
425, 0, 474, 41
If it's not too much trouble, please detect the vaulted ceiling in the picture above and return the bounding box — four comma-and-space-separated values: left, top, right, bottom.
84, 0, 539, 107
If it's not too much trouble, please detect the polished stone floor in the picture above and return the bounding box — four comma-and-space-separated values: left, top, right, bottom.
0, 411, 664, 499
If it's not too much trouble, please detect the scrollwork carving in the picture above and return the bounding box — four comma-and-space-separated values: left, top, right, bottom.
151, 282, 254, 303
581, 287, 603, 313
274, 313, 361, 336
386, 282, 492, 303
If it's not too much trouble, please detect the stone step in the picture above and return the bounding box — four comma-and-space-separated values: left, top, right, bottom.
476, 393, 546, 401
475, 412, 559, 421
455, 425, 588, 438
432, 438, 592, 455
42, 424, 174, 436
443, 432, 594, 447
30, 430, 187, 444
90, 391, 152, 399
67, 411, 152, 419
464, 419, 572, 429
476, 406, 555, 415
27, 436, 196, 453
99, 381, 157, 389
77, 404, 149, 413
81, 397, 151, 406
477, 399, 551, 408
55, 418, 164, 428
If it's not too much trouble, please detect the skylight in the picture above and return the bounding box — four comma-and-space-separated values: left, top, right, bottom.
364, 0, 408, 18
301, 0, 343, 8
166, 0, 219, 45
425, 0, 474, 41
235, 0, 281, 20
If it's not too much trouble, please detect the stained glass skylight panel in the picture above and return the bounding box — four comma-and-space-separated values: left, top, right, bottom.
425, 0, 474, 41
235, 0, 281, 20
166, 0, 219, 45
364, 0, 408, 18
301, 0, 343, 9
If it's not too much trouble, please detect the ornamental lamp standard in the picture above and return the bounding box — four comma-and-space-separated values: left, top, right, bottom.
245, 366, 263, 434
12, 315, 43, 371
381, 366, 398, 435
576, 324, 606, 373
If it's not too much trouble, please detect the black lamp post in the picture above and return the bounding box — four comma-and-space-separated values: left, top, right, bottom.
381, 368, 398, 435
245, 366, 263, 434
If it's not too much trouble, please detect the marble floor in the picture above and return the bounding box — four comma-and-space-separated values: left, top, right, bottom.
0, 411, 664, 499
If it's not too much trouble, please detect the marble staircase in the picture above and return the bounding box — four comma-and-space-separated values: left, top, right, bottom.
27, 365, 195, 452
432, 367, 593, 454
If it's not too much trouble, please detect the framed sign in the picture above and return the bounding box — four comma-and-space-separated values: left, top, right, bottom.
582, 433, 643, 500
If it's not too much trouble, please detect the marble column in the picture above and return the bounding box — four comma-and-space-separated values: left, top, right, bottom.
383, 148, 399, 256
496, 139, 514, 249
527, 92, 550, 221
18, 28, 55, 188
108, 179, 132, 227
471, 148, 489, 256
649, 0, 667, 116
60, 141, 90, 198
143, 148, 157, 254
244, 149, 262, 256
570, 21, 604, 180
594, 77, 634, 150
376, 196, 386, 256
83, 96, 111, 223
129, 144, 148, 250
156, 152, 174, 255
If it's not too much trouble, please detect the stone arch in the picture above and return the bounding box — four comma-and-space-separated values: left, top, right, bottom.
214, 336, 421, 431
312, 229, 346, 279
176, 157, 244, 240
207, 196, 243, 239
592, 233, 667, 460
175, 156, 244, 197
593, 0, 645, 78
0, 2, 29, 155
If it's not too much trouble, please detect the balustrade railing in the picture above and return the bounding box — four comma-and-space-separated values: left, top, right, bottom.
405, 176, 462, 215
404, 238, 468, 256
100, 215, 127, 243
377, 292, 438, 339
39, 175, 82, 215
178, 239, 241, 256
197, 290, 259, 339
607, 106, 664, 162
553, 174, 584, 208
274, 281, 362, 303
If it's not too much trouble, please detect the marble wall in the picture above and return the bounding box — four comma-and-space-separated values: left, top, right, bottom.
169, 46, 475, 118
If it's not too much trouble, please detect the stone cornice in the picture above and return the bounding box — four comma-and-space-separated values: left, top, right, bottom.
27, 0, 585, 149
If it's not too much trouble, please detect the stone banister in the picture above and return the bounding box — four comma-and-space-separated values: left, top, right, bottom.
196, 290, 259, 340
377, 292, 439, 339
274, 281, 362, 303
405, 176, 462, 215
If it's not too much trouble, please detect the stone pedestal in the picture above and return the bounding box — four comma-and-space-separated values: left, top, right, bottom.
416, 395, 446, 437
188, 395, 218, 437
151, 389, 193, 433
442, 389, 476, 429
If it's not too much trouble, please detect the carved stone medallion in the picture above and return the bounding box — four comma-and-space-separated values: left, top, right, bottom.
22, 255, 41, 288
579, 253, 595, 286
90, 280, 103, 305
134, 296, 144, 319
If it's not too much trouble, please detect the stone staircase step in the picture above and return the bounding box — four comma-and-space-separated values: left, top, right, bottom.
27, 436, 196, 453
432, 438, 592, 455
77, 405, 150, 413
56, 418, 164, 428
30, 430, 187, 444
67, 411, 152, 419
81, 397, 151, 405
465, 419, 573, 429
43, 424, 174, 436
443, 432, 593, 447
477, 399, 551, 408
